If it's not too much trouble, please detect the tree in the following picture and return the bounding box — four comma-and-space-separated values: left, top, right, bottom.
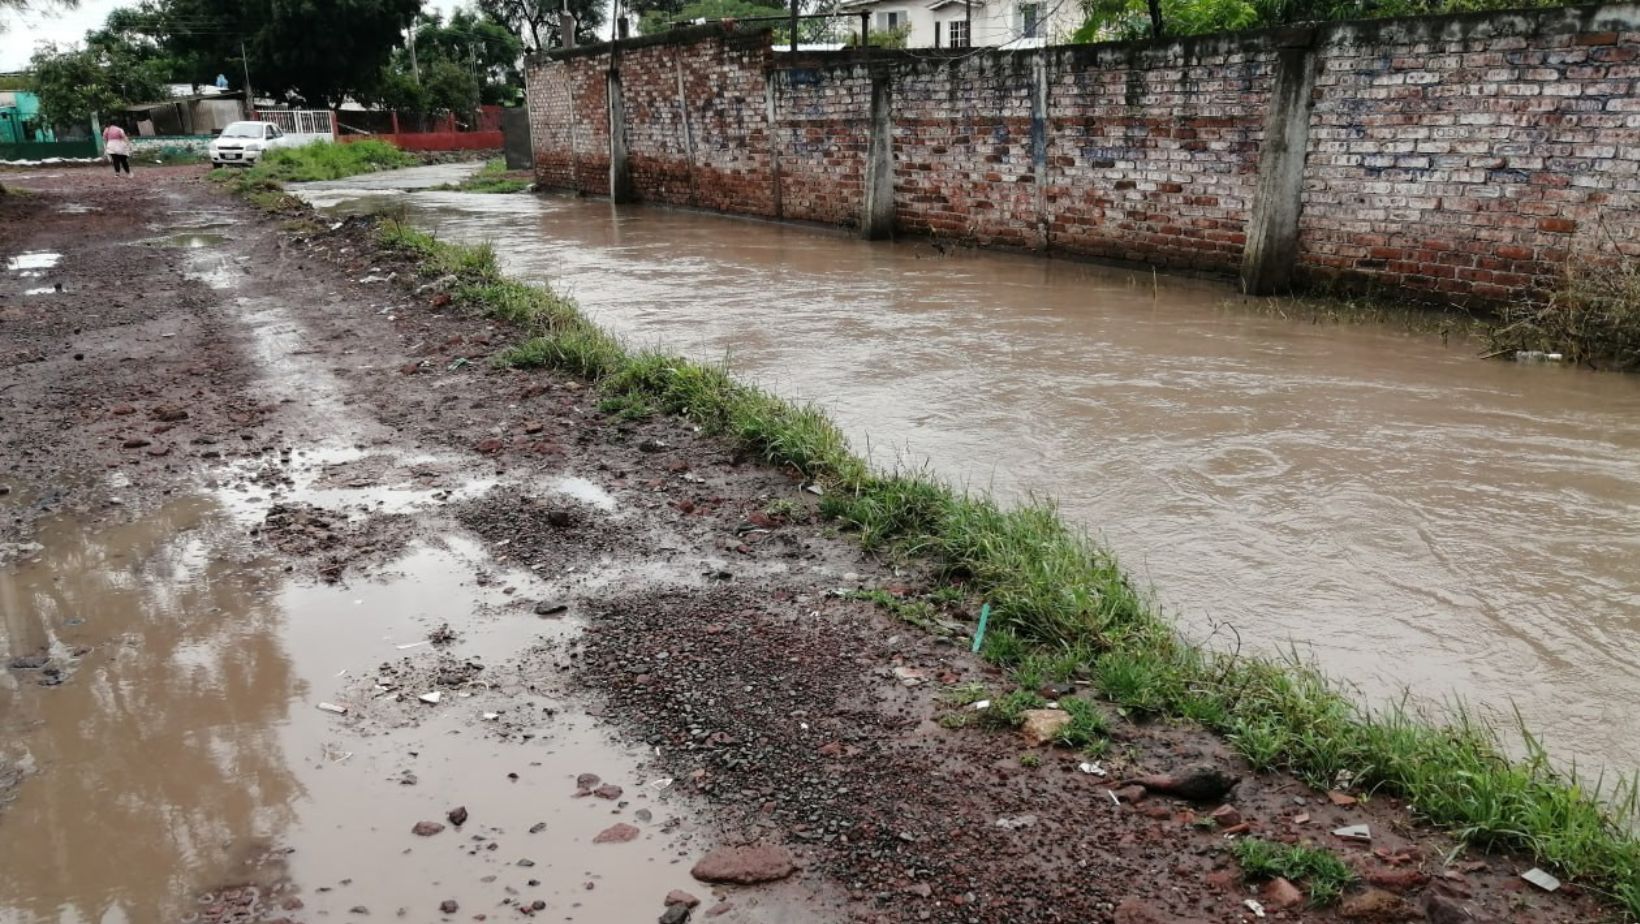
153, 0, 422, 108
478, 0, 604, 50
29, 41, 169, 126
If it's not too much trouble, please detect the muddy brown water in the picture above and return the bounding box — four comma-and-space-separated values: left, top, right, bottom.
298, 165, 1640, 776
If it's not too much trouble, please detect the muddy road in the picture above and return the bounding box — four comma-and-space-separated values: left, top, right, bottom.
0, 167, 1605, 923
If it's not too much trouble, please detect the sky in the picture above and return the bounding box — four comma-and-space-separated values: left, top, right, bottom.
0, 0, 466, 72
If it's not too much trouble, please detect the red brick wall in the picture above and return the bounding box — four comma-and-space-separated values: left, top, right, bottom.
1301, 9, 1640, 299
525, 6, 1640, 302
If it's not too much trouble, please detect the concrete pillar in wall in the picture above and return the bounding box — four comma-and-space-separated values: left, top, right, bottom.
1030, 51, 1050, 251
766, 71, 784, 220
1241, 32, 1319, 296
607, 67, 634, 204
861, 74, 894, 240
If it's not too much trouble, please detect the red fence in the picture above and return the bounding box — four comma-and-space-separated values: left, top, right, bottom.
343, 131, 504, 151
335, 105, 503, 151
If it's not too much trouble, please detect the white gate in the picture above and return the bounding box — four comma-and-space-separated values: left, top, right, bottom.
254, 109, 335, 146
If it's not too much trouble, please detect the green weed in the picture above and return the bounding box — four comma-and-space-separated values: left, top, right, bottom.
1056, 696, 1111, 750
436, 157, 531, 194
1019, 753, 1042, 768
244, 140, 416, 184
598, 392, 655, 421
940, 682, 989, 707
976, 690, 1047, 731
1230, 837, 1356, 906
763, 498, 802, 521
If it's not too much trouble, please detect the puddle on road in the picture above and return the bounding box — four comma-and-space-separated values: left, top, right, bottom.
152, 231, 229, 249
23, 287, 56, 296
552, 475, 619, 513
0, 491, 780, 923
5, 252, 60, 276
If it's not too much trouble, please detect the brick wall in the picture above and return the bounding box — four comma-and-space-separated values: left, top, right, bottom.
525, 5, 1640, 302
1303, 8, 1640, 299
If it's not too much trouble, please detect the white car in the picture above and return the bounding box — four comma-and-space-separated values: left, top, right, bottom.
209, 121, 292, 166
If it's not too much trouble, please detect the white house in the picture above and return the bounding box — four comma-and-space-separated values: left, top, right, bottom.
838, 0, 1080, 49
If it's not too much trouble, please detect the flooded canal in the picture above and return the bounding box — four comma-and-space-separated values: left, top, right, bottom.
300, 165, 1640, 774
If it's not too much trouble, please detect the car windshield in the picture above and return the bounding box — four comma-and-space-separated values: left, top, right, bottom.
220, 124, 263, 138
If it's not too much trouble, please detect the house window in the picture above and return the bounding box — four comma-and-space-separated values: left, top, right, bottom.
1019, 2, 1040, 37
875, 10, 905, 29
948, 18, 969, 47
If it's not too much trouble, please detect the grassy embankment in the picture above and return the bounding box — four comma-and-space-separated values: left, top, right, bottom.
219, 166, 1640, 914
209, 140, 416, 207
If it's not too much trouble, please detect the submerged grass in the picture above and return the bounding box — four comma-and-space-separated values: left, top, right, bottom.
219, 140, 416, 186
1487, 253, 1640, 371
227, 177, 1640, 916
436, 157, 531, 194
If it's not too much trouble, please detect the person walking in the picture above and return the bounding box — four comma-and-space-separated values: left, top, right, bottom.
103, 124, 132, 176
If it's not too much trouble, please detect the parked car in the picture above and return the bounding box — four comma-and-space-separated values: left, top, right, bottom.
208, 121, 293, 166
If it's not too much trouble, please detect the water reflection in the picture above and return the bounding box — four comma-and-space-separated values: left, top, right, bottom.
0, 499, 300, 923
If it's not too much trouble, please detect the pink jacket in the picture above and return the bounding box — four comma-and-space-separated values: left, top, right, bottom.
103, 125, 131, 156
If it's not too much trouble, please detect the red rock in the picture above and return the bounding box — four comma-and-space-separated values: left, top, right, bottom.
412, 820, 445, 836
446, 805, 468, 827
1112, 898, 1181, 924
1261, 877, 1304, 910
1329, 790, 1359, 806
594, 823, 640, 844
1340, 888, 1411, 920
122, 437, 151, 449
675, 499, 696, 514
705, 903, 733, 918
690, 844, 796, 884
1210, 804, 1242, 828
522, 420, 544, 434
1366, 866, 1430, 893
111, 404, 136, 416
431, 292, 452, 308
817, 741, 845, 757
664, 890, 700, 908
475, 437, 504, 454
399, 361, 420, 375
592, 784, 623, 800
438, 899, 458, 914
1111, 784, 1146, 803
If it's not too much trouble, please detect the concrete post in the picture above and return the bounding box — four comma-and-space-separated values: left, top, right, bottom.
1241, 33, 1319, 295
607, 67, 634, 204
861, 75, 894, 240
766, 71, 784, 220
1030, 50, 1050, 251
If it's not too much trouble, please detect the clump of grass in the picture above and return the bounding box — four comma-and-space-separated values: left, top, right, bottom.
436, 157, 531, 194
1019, 752, 1042, 768
763, 498, 802, 521
1486, 252, 1640, 370
217, 178, 1640, 917
243, 140, 416, 183
940, 682, 989, 707
1056, 696, 1111, 750
976, 690, 1047, 731
1234, 291, 1482, 342
598, 391, 655, 421
1230, 837, 1356, 906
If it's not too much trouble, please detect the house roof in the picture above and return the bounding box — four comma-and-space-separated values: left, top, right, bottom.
925, 0, 986, 10
126, 91, 245, 111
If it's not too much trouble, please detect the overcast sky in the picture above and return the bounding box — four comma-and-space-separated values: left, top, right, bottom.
0, 0, 465, 72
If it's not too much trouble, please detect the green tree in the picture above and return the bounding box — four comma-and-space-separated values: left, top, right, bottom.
29, 41, 169, 126
477, 0, 604, 49
152, 0, 421, 108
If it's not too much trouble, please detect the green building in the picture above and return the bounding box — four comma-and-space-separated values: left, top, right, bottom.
0, 89, 57, 144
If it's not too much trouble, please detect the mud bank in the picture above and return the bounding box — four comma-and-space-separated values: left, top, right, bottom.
0, 165, 1614, 923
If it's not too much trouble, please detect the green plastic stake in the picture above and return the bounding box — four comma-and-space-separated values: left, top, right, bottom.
971, 602, 991, 654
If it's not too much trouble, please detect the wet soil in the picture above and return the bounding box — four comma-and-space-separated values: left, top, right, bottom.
0, 165, 1610, 923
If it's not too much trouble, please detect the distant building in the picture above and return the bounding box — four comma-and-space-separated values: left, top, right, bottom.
0, 90, 56, 144
125, 91, 249, 136
837, 0, 1080, 48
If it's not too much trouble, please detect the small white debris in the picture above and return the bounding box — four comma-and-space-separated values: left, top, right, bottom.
1106, 789, 1120, 806
803, 483, 824, 496
418, 691, 443, 705
1522, 868, 1561, 892
329, 221, 345, 231
1243, 898, 1266, 918
649, 778, 674, 789
396, 640, 430, 650
482, 711, 501, 721
1332, 824, 1372, 841
994, 814, 1037, 830
892, 666, 926, 687
969, 699, 992, 711
316, 702, 349, 715
1078, 761, 1107, 777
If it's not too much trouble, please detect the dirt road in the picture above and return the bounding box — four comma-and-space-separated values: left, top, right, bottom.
0, 167, 1601, 923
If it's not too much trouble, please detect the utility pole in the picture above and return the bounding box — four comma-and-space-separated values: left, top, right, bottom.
240, 38, 254, 116
409, 15, 421, 84
964, 0, 971, 47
